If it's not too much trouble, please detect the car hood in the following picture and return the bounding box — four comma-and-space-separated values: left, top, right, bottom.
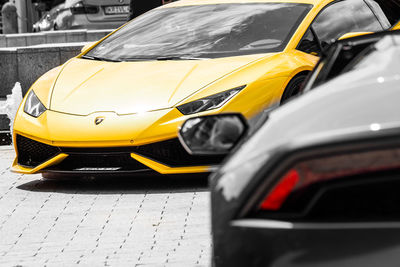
50, 54, 270, 116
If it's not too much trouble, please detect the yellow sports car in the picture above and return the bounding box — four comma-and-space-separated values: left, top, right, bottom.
393, 21, 400, 30
12, 0, 392, 176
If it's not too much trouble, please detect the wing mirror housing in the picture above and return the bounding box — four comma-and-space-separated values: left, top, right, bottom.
392, 21, 400, 31
178, 113, 248, 156
80, 41, 96, 54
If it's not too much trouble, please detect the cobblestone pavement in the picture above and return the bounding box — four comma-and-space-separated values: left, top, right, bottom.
0, 146, 211, 266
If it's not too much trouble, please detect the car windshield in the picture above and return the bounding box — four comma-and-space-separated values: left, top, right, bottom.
86, 3, 311, 61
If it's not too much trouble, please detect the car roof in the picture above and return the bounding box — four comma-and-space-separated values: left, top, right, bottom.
164, 0, 322, 7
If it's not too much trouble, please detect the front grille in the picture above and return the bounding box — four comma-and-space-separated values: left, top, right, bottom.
16, 135, 222, 171
50, 153, 148, 172
62, 138, 224, 167
16, 135, 60, 167
133, 138, 224, 167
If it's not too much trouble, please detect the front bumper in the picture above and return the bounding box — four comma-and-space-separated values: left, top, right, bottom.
12, 108, 224, 175
12, 134, 222, 175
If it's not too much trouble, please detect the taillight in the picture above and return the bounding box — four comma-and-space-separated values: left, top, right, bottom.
260, 147, 400, 211
70, 1, 99, 14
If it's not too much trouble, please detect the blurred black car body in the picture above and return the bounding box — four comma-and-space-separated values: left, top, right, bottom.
304, 30, 400, 91
209, 33, 400, 266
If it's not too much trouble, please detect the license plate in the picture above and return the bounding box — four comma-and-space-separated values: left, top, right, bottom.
104, 5, 130, 15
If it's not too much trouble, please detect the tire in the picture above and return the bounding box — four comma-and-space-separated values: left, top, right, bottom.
280, 74, 307, 104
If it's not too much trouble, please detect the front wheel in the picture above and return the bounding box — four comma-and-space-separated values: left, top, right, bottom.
280, 74, 307, 104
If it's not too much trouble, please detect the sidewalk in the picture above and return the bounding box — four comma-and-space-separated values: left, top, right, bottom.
0, 146, 211, 266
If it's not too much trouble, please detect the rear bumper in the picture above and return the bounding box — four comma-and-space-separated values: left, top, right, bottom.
69, 14, 126, 30
69, 22, 124, 30
213, 219, 400, 267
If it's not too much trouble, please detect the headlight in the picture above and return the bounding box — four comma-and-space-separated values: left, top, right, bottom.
177, 85, 246, 115
24, 91, 47, 118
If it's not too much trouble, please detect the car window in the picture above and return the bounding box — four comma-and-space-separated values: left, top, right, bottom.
312, 0, 384, 48
368, 0, 400, 26
64, 0, 80, 8
305, 41, 374, 90
86, 3, 312, 60
297, 28, 322, 56
364, 0, 391, 29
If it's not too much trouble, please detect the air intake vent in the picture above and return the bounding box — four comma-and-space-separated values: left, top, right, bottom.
51, 153, 148, 172
134, 138, 224, 167
16, 135, 60, 167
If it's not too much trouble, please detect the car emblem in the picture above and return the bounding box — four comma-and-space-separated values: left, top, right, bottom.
95, 117, 105, 125
119, 0, 123, 3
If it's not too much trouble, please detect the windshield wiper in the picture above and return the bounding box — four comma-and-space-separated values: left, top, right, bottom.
81, 55, 122, 62
156, 56, 208, 61
120, 55, 209, 61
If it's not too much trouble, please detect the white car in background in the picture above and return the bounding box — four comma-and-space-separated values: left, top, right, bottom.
33, 0, 130, 31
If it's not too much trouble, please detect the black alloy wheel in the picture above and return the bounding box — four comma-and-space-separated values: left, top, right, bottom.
280, 74, 307, 104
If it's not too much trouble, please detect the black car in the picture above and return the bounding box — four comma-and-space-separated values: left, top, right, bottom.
180, 32, 400, 266
303, 30, 400, 92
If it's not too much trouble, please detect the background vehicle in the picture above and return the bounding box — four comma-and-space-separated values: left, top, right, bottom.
33, 0, 130, 31
13, 0, 393, 176
33, 3, 64, 32
203, 33, 400, 267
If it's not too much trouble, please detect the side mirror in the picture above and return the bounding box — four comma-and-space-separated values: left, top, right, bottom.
81, 41, 96, 54
338, 32, 372, 40
178, 113, 248, 156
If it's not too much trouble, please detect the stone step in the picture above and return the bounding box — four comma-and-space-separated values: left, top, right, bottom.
0, 29, 113, 48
